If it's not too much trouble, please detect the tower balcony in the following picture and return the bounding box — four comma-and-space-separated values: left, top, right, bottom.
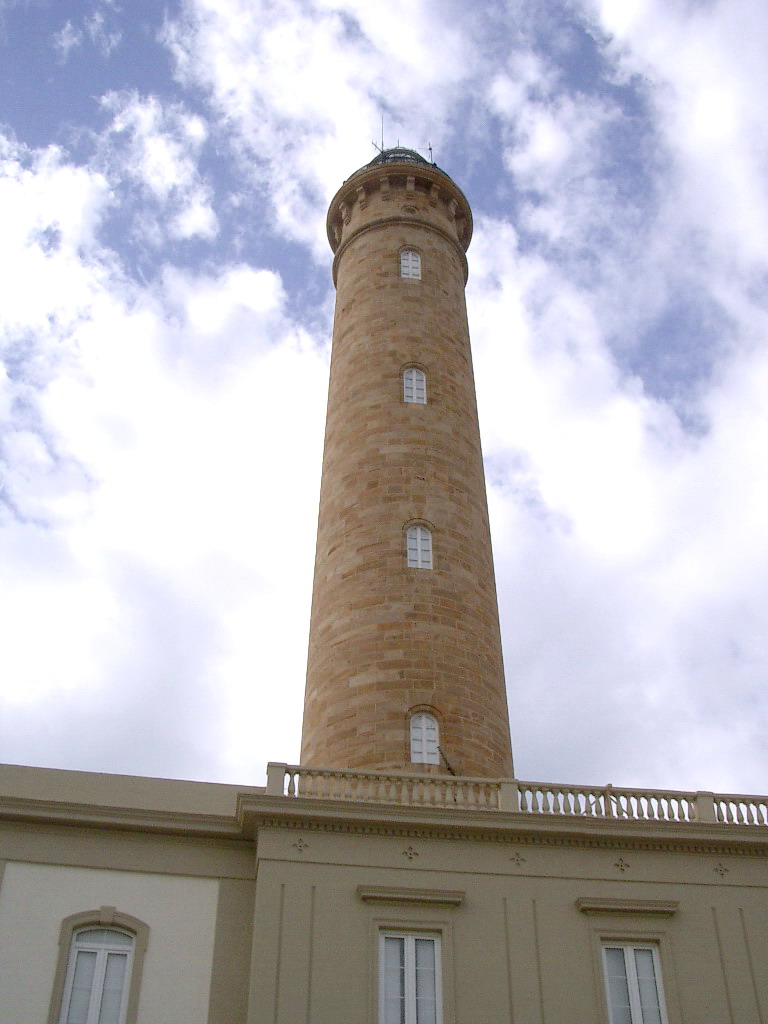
266, 762, 768, 826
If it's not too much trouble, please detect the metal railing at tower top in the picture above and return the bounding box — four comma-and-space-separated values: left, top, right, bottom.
266, 763, 768, 826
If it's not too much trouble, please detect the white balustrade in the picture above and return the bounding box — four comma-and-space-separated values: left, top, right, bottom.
714, 795, 768, 825
269, 763, 501, 810
265, 764, 767, 826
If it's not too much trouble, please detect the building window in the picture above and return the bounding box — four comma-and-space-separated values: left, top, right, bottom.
380, 932, 441, 1024
406, 525, 432, 570
403, 367, 427, 404
603, 944, 668, 1024
400, 250, 421, 280
410, 712, 439, 764
48, 909, 149, 1024
59, 927, 134, 1024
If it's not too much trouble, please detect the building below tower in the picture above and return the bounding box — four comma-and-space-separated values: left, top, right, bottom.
1, 762, 767, 1024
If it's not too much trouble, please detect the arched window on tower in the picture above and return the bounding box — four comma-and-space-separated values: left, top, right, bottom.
59, 927, 135, 1024
410, 712, 440, 764
403, 367, 427, 404
406, 525, 432, 569
400, 250, 421, 280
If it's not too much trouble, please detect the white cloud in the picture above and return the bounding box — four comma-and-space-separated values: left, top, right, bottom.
2, 0, 768, 800
469, 204, 768, 791
0, 130, 328, 782
163, 0, 476, 255
100, 92, 218, 242
52, 20, 83, 62
586, 0, 768, 268
85, 6, 122, 57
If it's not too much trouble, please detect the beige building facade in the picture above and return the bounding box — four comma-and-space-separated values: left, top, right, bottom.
1, 150, 767, 1024
1, 763, 767, 1023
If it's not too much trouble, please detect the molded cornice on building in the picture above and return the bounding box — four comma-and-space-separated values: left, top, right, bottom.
357, 886, 465, 907
237, 794, 768, 868
576, 898, 679, 917
1, 789, 767, 863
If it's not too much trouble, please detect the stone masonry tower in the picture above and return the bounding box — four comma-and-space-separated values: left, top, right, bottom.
301, 148, 513, 779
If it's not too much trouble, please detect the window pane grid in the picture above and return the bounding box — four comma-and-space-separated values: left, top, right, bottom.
400, 250, 422, 280
61, 930, 133, 1024
380, 934, 441, 1024
406, 526, 432, 569
403, 368, 427, 404
97, 954, 128, 1024
383, 937, 406, 1024
410, 713, 439, 764
65, 951, 97, 1024
603, 946, 667, 1024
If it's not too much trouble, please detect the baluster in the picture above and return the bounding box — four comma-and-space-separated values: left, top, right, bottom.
392, 774, 400, 803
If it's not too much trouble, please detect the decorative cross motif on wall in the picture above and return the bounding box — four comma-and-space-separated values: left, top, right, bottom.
614, 857, 631, 873
509, 851, 527, 868
292, 837, 309, 854
713, 862, 729, 877
402, 845, 420, 861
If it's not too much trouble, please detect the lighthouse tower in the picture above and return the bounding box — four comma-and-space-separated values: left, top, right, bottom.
301, 148, 513, 779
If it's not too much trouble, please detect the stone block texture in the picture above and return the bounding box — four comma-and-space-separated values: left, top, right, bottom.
301, 155, 514, 778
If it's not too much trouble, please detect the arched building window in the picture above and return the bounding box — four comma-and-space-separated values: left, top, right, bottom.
400, 250, 421, 280
406, 525, 432, 569
59, 928, 133, 1024
410, 712, 439, 764
48, 909, 149, 1024
403, 367, 427, 404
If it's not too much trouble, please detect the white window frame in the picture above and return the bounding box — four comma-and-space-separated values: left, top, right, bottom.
400, 250, 422, 280
379, 932, 442, 1024
406, 525, 433, 569
59, 927, 134, 1024
403, 367, 427, 404
602, 943, 668, 1024
410, 712, 440, 764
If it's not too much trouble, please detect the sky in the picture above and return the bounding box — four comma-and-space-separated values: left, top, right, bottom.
1, 0, 767, 797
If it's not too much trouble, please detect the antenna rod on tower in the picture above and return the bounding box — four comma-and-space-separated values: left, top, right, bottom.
372, 116, 385, 155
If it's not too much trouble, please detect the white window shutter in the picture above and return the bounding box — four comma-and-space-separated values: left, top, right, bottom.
403, 368, 427, 404
406, 525, 433, 569
400, 250, 422, 279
